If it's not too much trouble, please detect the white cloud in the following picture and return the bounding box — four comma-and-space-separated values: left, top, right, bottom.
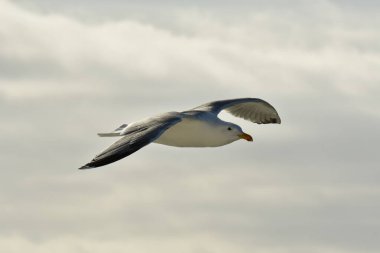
2, 0, 380, 102
1, 0, 380, 253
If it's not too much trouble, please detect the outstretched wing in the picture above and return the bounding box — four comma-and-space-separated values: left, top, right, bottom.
79, 113, 182, 169
192, 98, 281, 124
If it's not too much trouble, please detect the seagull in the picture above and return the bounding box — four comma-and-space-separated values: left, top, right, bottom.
79, 98, 281, 169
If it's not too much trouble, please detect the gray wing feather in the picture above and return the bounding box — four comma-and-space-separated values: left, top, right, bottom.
79, 113, 182, 169
192, 98, 281, 124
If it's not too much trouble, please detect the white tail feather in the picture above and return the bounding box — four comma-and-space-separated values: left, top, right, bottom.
97, 123, 128, 137
97, 132, 122, 137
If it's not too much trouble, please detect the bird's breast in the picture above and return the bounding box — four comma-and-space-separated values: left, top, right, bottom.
154, 118, 234, 147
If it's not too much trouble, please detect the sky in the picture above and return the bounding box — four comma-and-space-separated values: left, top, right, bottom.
1, 0, 380, 252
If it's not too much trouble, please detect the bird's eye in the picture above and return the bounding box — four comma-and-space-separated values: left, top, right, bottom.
227, 127, 232, 131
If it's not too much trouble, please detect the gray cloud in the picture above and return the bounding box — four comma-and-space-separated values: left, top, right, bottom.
1, 0, 380, 252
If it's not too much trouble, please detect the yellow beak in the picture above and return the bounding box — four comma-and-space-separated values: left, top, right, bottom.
238, 133, 253, 142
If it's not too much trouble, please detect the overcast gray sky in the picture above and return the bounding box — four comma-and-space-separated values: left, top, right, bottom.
1, 0, 380, 252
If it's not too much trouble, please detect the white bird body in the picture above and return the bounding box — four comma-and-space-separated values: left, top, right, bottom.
154, 113, 240, 147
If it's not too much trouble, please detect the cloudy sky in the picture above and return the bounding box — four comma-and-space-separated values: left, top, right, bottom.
1, 0, 380, 252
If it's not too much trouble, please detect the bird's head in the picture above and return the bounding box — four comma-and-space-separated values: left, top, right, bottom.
222, 123, 253, 142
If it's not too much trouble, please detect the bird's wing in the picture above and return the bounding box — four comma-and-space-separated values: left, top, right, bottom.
79, 113, 182, 169
192, 98, 281, 124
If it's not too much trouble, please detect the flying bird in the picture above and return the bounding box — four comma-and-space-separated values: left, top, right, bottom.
79, 98, 281, 169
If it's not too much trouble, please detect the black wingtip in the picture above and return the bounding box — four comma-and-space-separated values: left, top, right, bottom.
78, 164, 93, 170
270, 117, 281, 124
